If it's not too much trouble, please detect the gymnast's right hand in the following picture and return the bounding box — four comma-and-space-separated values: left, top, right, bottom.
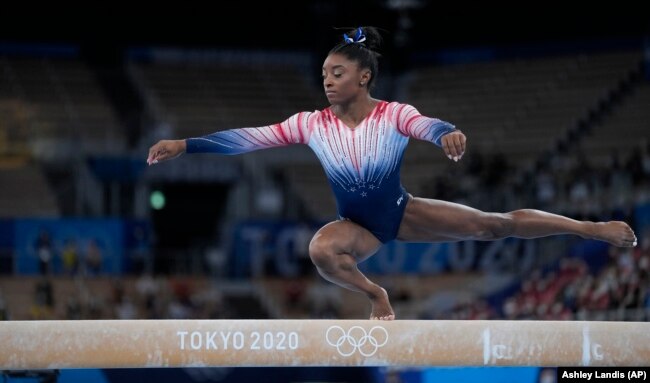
147, 139, 186, 165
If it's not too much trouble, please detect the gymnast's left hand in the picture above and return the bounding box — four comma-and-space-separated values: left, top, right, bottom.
441, 130, 466, 162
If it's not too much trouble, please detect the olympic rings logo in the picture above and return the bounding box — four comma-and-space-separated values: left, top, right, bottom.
325, 325, 388, 357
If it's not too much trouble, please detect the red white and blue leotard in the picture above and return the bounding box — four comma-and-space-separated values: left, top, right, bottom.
186, 101, 456, 242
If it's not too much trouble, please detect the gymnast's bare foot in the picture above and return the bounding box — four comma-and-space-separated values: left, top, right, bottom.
369, 288, 395, 320
590, 221, 637, 247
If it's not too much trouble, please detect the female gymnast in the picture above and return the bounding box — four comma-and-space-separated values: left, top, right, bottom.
147, 27, 637, 320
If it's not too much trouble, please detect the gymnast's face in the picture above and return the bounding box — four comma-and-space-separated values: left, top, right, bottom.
322, 53, 371, 105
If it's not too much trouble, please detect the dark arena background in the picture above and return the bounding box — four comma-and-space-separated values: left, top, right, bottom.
1, 2, 649, 382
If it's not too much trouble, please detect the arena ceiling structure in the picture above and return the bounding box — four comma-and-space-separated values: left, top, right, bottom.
1, 1, 647, 52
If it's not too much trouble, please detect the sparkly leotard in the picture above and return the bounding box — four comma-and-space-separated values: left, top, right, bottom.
186, 101, 456, 242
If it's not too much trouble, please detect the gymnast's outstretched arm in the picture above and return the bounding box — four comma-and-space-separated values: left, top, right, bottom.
147, 112, 313, 164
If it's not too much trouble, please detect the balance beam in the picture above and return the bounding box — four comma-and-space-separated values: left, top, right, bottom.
1, 320, 648, 369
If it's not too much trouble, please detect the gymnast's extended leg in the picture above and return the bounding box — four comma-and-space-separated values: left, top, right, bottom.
397, 196, 637, 246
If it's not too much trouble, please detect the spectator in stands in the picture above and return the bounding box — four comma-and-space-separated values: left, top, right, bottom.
61, 238, 79, 276
34, 228, 54, 275
136, 272, 160, 318
84, 239, 103, 276
30, 278, 54, 320
147, 26, 638, 320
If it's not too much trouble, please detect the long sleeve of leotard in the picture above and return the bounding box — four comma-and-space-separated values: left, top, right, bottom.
394, 103, 456, 147
185, 112, 313, 154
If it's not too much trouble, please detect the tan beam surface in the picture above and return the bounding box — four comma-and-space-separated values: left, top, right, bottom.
1, 320, 649, 369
